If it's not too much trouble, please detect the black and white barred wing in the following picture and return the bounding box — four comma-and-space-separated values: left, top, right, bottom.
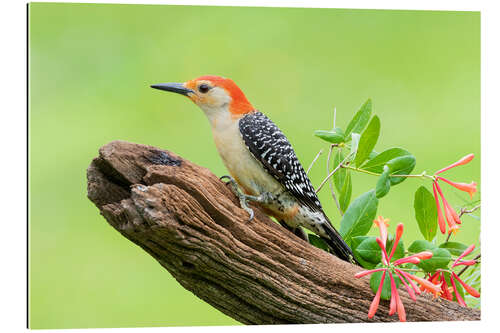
238, 111, 323, 213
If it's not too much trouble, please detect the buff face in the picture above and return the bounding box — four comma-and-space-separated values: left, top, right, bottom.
183, 79, 232, 112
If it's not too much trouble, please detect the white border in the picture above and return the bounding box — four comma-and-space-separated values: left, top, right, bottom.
2, 1, 498, 332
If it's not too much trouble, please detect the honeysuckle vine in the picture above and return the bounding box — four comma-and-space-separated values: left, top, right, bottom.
354, 218, 438, 321
308, 99, 480, 321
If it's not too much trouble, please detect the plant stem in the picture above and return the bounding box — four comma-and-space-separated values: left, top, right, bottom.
306, 149, 323, 175
326, 144, 343, 215
342, 165, 435, 180
316, 152, 353, 193
457, 254, 481, 277
342, 165, 380, 176
445, 204, 481, 242
459, 204, 481, 218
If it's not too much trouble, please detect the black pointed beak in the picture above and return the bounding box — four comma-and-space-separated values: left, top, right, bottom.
150, 82, 193, 96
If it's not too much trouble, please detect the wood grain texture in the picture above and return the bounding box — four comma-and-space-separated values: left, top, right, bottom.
86, 140, 480, 324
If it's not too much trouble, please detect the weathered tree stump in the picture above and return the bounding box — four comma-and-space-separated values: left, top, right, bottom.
86, 140, 480, 324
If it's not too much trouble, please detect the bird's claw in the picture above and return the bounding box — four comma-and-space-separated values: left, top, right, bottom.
220, 175, 241, 197
220, 175, 233, 182
220, 175, 255, 222
239, 196, 255, 222
243, 206, 255, 222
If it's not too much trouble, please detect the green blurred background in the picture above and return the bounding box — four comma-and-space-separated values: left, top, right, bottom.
29, 3, 480, 329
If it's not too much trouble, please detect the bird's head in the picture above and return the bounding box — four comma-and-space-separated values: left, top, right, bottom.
151, 75, 254, 120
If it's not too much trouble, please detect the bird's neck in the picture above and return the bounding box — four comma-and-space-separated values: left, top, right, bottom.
201, 105, 240, 132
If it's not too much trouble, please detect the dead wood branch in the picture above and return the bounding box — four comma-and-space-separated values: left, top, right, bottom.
86, 140, 480, 324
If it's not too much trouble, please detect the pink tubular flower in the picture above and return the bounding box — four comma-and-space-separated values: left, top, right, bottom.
405, 273, 442, 298
452, 244, 475, 267
395, 291, 406, 322
453, 260, 476, 267
354, 220, 438, 322
395, 269, 422, 296
435, 182, 461, 234
374, 216, 390, 264
437, 177, 477, 200
432, 181, 460, 234
440, 273, 454, 301
393, 251, 433, 266
394, 270, 416, 301
451, 245, 480, 301
389, 273, 399, 317
389, 223, 404, 260
449, 274, 467, 307
368, 270, 386, 318
423, 272, 453, 301
452, 272, 480, 298
435, 154, 474, 175
431, 154, 477, 234
376, 238, 390, 265
354, 268, 386, 278
420, 244, 480, 305
432, 182, 447, 234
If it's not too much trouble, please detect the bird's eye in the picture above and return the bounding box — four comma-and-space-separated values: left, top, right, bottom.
198, 84, 210, 93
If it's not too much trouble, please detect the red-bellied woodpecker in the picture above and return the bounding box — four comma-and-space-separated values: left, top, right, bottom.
151, 75, 356, 264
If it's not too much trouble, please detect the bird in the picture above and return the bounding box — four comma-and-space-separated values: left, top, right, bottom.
151, 75, 356, 264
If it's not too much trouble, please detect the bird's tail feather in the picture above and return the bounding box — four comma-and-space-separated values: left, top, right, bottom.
321, 217, 360, 266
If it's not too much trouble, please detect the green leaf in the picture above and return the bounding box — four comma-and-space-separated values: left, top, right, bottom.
375, 165, 391, 198
355, 237, 381, 263
314, 129, 345, 144
386, 155, 417, 185
369, 265, 401, 301
361, 147, 412, 173
368, 150, 378, 160
351, 236, 370, 249
339, 190, 379, 246
352, 236, 377, 269
332, 150, 351, 213
353, 254, 376, 269
334, 127, 345, 136
333, 149, 352, 212
355, 235, 405, 264
345, 99, 372, 138
339, 171, 352, 212
418, 248, 451, 272
408, 240, 451, 272
308, 234, 329, 251
354, 115, 381, 167
333, 149, 346, 192
414, 186, 438, 241
408, 239, 436, 251
439, 242, 470, 256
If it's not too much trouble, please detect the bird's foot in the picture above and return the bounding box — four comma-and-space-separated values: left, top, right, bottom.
220, 175, 273, 221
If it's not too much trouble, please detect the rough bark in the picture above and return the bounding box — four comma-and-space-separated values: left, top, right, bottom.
86, 140, 480, 324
